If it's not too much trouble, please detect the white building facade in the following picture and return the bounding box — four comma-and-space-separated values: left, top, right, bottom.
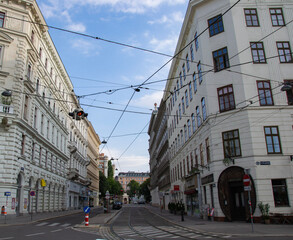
157, 0, 293, 221
0, 0, 89, 215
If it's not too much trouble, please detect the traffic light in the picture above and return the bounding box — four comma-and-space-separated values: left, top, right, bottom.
68, 109, 88, 120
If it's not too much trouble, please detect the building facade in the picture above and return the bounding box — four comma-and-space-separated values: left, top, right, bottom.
87, 121, 101, 207
0, 0, 91, 215
150, 0, 293, 221
117, 171, 150, 192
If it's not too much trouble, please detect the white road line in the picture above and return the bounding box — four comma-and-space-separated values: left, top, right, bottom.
0, 237, 14, 240
51, 229, 62, 233
25, 232, 45, 237
60, 223, 71, 227
35, 222, 48, 226
48, 223, 60, 227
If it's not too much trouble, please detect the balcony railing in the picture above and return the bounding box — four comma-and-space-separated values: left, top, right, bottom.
0, 104, 13, 114
68, 168, 79, 180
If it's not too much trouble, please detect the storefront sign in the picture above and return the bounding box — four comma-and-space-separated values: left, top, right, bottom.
174, 185, 180, 191
201, 174, 214, 185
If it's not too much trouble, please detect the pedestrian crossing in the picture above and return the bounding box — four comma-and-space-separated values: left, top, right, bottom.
35, 222, 72, 228
112, 226, 232, 239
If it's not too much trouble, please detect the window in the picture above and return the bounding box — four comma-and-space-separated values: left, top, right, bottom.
23, 95, 29, 120
182, 64, 186, 79
213, 47, 230, 71
27, 63, 32, 80
50, 67, 53, 77
251, 42, 266, 63
180, 130, 183, 146
32, 142, 35, 161
189, 82, 193, 101
244, 9, 259, 26
200, 143, 204, 166
179, 72, 183, 87
0, 12, 5, 27
184, 125, 187, 142
182, 97, 185, 114
196, 106, 201, 127
190, 152, 194, 169
185, 90, 189, 108
193, 72, 197, 92
194, 148, 198, 168
190, 44, 194, 61
185, 57, 190, 76
277, 42, 292, 63
272, 179, 289, 207
218, 85, 235, 112
179, 104, 182, 119
208, 14, 224, 37
45, 58, 48, 69
39, 147, 42, 165
191, 113, 196, 133
222, 129, 241, 158
174, 87, 177, 101
36, 79, 40, 93
284, 80, 293, 105
264, 126, 282, 154
194, 32, 199, 51
201, 97, 207, 121
21, 134, 25, 155
257, 81, 273, 106
47, 120, 50, 139
31, 30, 35, 43
41, 114, 44, 134
34, 107, 38, 129
186, 156, 189, 173
197, 62, 203, 84
206, 138, 210, 163
39, 47, 42, 58
177, 80, 180, 94
270, 8, 285, 26
187, 119, 191, 138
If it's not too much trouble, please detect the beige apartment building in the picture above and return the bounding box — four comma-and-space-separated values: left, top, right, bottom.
87, 121, 101, 207
118, 172, 150, 192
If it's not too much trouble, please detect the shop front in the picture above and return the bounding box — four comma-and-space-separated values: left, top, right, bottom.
184, 174, 199, 217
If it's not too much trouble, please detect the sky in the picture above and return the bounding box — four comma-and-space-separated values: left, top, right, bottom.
36, 0, 189, 175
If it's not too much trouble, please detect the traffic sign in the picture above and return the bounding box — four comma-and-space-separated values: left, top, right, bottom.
83, 206, 90, 213
4, 192, 11, 196
30, 191, 36, 197
243, 174, 250, 187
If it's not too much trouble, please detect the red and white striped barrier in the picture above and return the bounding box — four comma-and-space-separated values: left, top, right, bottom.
85, 213, 89, 226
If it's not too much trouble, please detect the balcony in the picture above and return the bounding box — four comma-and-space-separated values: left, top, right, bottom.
0, 104, 14, 114
68, 168, 79, 180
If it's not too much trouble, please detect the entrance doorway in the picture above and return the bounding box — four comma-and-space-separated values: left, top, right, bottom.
229, 181, 245, 221
16, 173, 24, 216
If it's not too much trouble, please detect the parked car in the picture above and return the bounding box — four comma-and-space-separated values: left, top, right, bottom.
113, 201, 122, 210
138, 199, 145, 204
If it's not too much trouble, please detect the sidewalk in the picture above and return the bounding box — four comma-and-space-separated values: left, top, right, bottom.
145, 205, 293, 237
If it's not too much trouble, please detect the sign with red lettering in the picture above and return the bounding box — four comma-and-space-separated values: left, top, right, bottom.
174, 185, 180, 191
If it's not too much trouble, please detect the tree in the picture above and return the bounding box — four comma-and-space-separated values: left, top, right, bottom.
127, 180, 140, 197
108, 160, 114, 179
108, 178, 123, 196
139, 178, 151, 203
99, 171, 109, 198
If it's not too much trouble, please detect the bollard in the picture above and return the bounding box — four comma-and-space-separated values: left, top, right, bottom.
85, 213, 89, 226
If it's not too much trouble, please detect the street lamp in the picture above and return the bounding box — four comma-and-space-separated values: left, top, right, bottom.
1, 90, 12, 105
101, 140, 107, 144
281, 83, 293, 92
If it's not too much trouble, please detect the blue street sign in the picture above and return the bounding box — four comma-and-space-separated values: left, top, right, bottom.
83, 206, 90, 213
4, 192, 11, 196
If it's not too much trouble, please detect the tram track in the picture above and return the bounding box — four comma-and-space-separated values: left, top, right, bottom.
105, 206, 231, 240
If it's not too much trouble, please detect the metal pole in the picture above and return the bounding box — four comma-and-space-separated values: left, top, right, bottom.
31, 197, 33, 221
248, 190, 254, 232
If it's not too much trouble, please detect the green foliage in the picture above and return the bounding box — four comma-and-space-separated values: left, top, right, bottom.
108, 161, 114, 179
139, 178, 151, 202
99, 170, 123, 200
99, 171, 108, 198
127, 180, 140, 197
258, 202, 270, 219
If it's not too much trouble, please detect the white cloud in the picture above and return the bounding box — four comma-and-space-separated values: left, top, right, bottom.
67, 23, 86, 33
148, 11, 184, 25
149, 35, 178, 54
70, 38, 99, 55
132, 91, 163, 109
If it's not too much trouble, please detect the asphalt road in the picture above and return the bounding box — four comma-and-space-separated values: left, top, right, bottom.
0, 208, 103, 240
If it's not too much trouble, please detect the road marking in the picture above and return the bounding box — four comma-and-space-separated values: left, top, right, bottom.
60, 223, 71, 227
25, 233, 45, 237
51, 229, 62, 233
0, 237, 14, 240
35, 222, 48, 226
48, 223, 60, 226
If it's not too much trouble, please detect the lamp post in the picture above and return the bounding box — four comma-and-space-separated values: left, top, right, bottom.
1, 90, 12, 105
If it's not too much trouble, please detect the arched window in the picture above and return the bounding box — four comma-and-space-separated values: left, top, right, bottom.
201, 97, 207, 120
196, 106, 201, 127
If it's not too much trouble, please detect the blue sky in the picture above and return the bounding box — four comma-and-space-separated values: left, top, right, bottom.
36, 0, 189, 174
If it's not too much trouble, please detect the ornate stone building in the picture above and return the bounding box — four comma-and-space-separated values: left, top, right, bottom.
0, 0, 90, 215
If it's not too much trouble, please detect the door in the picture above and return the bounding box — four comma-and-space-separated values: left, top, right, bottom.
229, 182, 245, 221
